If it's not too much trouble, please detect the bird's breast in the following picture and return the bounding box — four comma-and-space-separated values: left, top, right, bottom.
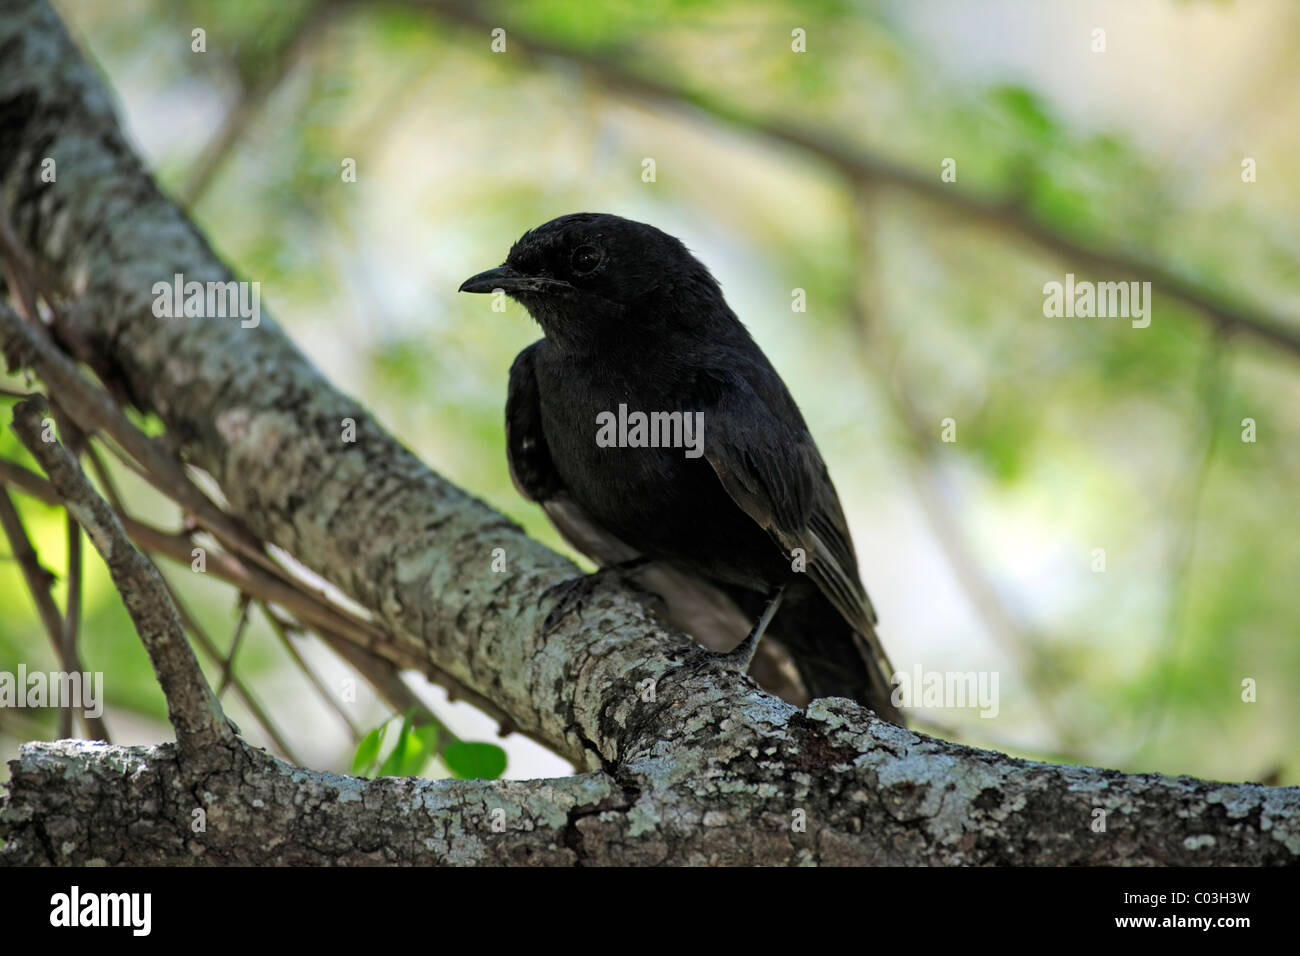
531, 352, 787, 587
535, 360, 721, 544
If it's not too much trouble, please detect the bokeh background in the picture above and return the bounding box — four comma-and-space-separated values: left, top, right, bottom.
2, 0, 1297, 785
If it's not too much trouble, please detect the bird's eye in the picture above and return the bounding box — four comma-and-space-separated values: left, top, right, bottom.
571, 245, 602, 276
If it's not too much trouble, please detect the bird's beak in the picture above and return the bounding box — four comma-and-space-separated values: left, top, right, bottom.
459, 265, 570, 295
459, 265, 520, 293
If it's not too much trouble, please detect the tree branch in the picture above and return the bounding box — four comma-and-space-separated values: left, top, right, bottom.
11, 395, 234, 761
5, 696, 1298, 865
413, 0, 1300, 358
0, 454, 500, 751
2, 738, 619, 865
180, 1, 344, 207
0, 486, 109, 741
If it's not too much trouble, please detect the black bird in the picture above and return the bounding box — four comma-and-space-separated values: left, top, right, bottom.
460, 213, 903, 724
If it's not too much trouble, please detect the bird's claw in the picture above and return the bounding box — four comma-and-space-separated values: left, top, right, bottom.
669, 645, 758, 695
539, 574, 599, 633
538, 558, 650, 634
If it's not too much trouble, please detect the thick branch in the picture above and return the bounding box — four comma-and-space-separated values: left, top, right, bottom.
2, 739, 620, 865
5, 699, 1297, 865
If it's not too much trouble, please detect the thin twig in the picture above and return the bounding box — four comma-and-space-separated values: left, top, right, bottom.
0, 487, 109, 741
84, 440, 125, 512
0, 279, 416, 703
846, 185, 1076, 751
414, 0, 1300, 359
162, 578, 303, 764
265, 602, 465, 750
59, 514, 81, 739
76, 437, 303, 761
0, 455, 522, 744
1140, 328, 1228, 752
53, 405, 88, 740
11, 395, 233, 756
260, 601, 362, 741
0, 458, 58, 503
216, 596, 252, 698
181, 1, 343, 206
3, 289, 423, 713
0, 275, 289, 587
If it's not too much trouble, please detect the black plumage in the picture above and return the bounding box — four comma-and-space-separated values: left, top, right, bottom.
460, 212, 903, 724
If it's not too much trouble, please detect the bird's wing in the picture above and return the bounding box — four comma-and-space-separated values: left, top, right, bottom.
505, 341, 564, 505
506, 342, 634, 560
697, 365, 888, 660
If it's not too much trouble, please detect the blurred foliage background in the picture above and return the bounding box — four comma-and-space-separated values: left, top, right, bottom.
2, 0, 1297, 785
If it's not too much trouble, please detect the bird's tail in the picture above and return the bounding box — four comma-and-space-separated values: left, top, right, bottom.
634, 564, 905, 724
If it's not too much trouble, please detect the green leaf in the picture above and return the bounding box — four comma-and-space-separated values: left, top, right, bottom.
373, 712, 439, 777
378, 714, 413, 777
412, 723, 439, 755
991, 84, 1057, 142
442, 741, 507, 780
398, 724, 439, 777
351, 724, 386, 777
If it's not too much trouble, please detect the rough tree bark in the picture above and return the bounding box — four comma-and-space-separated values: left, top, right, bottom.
0, 0, 1296, 865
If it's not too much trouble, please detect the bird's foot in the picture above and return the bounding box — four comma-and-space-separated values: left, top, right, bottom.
676, 585, 787, 683
675, 640, 765, 689
539, 556, 650, 634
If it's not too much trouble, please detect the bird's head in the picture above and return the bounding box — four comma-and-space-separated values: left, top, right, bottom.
459, 213, 727, 350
